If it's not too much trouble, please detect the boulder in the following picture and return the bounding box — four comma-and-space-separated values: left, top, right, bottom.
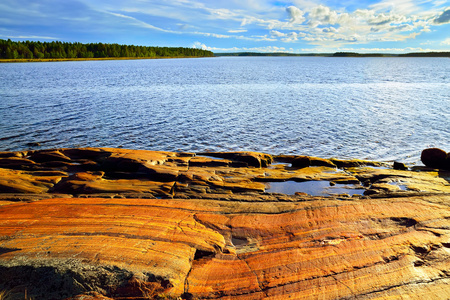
421, 148, 449, 169
393, 161, 408, 170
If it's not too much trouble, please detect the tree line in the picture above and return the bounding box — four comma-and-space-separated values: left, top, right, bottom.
0, 39, 214, 59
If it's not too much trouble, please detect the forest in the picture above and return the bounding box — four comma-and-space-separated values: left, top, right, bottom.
0, 39, 214, 59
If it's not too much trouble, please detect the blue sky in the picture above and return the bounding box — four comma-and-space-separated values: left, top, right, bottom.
1, 0, 450, 53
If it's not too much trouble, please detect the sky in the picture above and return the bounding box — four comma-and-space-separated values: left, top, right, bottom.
1, 0, 450, 53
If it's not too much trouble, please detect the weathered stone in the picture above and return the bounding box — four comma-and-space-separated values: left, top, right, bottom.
189, 156, 232, 167
365, 182, 402, 195
291, 155, 310, 168
0, 157, 36, 169
330, 157, 388, 168
0, 168, 66, 193
61, 148, 111, 160
421, 148, 448, 169
111, 276, 170, 298
0, 148, 450, 299
0, 198, 226, 298
290, 155, 337, 168
1, 196, 449, 299
198, 152, 273, 168
348, 166, 450, 194
393, 161, 408, 170
259, 165, 359, 183
28, 150, 72, 163
66, 292, 113, 300
52, 171, 175, 196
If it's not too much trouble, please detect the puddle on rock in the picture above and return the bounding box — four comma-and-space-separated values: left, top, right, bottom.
266, 180, 365, 196
267, 162, 291, 169
358, 165, 391, 170
197, 155, 230, 161
231, 236, 248, 247
386, 182, 409, 191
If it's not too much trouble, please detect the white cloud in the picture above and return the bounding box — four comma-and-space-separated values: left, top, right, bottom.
208, 45, 289, 53
441, 38, 450, 45
369, 0, 418, 14
106, 1, 434, 48
2, 0, 449, 53
286, 6, 305, 23
228, 29, 248, 33
192, 41, 208, 49
298, 46, 441, 53
270, 30, 285, 37
0, 34, 58, 40
308, 5, 338, 26
106, 11, 178, 33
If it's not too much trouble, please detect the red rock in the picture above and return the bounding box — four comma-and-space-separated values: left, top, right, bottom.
0, 168, 65, 193
0, 148, 449, 299
1, 196, 449, 299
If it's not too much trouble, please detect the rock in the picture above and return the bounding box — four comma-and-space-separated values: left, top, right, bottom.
364, 182, 401, 195
26, 142, 41, 147
66, 292, 113, 300
291, 155, 310, 168
0, 157, 36, 169
393, 161, 408, 170
112, 276, 169, 298
28, 150, 72, 163
61, 148, 110, 160
292, 155, 336, 168
189, 156, 232, 167
348, 166, 450, 194
0, 148, 450, 298
0, 198, 226, 298
330, 158, 388, 168
198, 152, 273, 168
1, 196, 449, 299
0, 168, 65, 193
51, 171, 175, 196
421, 148, 448, 170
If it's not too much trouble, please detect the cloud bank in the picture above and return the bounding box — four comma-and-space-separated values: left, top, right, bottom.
1, 0, 449, 53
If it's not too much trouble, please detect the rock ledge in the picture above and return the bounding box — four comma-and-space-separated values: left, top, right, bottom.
0, 148, 449, 299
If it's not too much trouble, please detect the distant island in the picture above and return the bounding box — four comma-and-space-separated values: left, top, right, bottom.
0, 39, 214, 61
216, 51, 450, 57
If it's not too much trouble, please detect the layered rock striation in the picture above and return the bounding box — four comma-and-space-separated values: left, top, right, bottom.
0, 148, 449, 299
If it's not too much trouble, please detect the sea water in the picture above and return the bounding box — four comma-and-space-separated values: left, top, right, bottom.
0, 56, 449, 164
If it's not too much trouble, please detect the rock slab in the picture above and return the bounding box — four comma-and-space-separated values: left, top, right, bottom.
0, 148, 449, 299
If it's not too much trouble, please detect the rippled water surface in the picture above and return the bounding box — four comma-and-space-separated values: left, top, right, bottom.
1, 57, 449, 164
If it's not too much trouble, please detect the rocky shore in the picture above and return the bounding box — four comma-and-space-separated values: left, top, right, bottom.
0, 147, 449, 299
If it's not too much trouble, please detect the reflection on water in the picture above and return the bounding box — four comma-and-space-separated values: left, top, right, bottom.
1, 57, 448, 164
266, 180, 365, 196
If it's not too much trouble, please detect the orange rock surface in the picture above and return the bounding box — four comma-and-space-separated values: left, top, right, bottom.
0, 148, 449, 299
1, 195, 449, 299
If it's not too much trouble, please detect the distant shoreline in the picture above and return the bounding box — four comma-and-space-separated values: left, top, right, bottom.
0, 56, 212, 63
2, 51, 450, 63
215, 51, 450, 57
